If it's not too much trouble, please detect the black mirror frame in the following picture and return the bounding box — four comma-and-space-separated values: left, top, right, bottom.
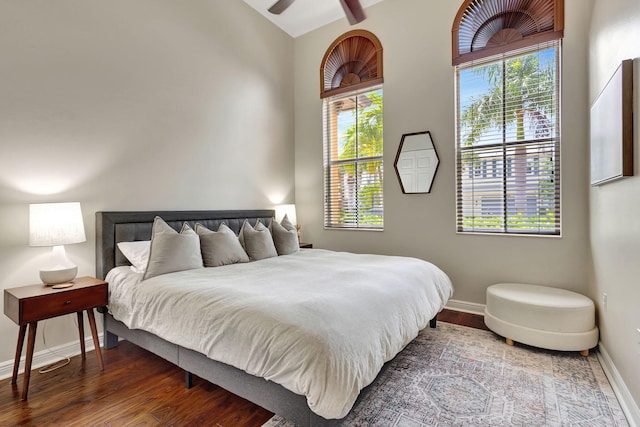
393, 131, 440, 194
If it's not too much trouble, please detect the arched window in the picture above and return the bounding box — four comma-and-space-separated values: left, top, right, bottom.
321, 30, 384, 230
453, 0, 563, 235
320, 30, 383, 98
452, 0, 564, 65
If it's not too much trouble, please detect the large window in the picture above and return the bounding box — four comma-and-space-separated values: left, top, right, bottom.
455, 42, 561, 235
323, 87, 383, 229
320, 30, 384, 230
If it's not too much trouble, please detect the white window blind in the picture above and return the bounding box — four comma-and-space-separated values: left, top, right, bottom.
455, 42, 560, 235
323, 87, 383, 230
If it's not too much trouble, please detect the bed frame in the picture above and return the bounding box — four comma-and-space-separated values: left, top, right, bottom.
96, 210, 437, 426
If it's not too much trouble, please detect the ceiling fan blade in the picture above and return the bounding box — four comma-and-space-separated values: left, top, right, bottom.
268, 0, 296, 15
339, 0, 366, 25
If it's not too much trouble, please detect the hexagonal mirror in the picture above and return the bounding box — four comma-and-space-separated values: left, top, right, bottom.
394, 131, 439, 194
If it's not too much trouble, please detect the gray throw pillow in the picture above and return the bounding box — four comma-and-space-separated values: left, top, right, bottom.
272, 214, 299, 255
239, 219, 278, 261
143, 217, 203, 280
196, 223, 249, 267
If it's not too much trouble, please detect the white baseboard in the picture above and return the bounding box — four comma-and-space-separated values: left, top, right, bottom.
445, 299, 486, 315
597, 343, 640, 427
0, 334, 103, 381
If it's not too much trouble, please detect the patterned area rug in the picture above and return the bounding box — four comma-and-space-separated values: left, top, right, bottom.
263, 322, 628, 426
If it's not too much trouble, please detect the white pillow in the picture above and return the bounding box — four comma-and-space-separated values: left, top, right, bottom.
239, 219, 278, 261
271, 214, 299, 256
143, 217, 203, 280
196, 223, 249, 267
117, 240, 151, 273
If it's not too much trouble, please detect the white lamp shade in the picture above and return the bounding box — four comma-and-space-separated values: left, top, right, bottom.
275, 204, 297, 226
29, 202, 86, 247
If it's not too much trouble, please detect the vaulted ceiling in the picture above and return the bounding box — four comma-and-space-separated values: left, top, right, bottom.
243, 0, 385, 38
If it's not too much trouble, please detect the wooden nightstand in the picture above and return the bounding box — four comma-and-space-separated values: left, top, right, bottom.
3, 276, 108, 400
299, 243, 313, 249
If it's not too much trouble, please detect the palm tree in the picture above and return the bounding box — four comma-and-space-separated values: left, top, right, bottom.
338, 90, 383, 224
459, 49, 557, 220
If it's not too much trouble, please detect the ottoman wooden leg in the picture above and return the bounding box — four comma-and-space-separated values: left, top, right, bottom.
506, 338, 514, 346
580, 349, 589, 357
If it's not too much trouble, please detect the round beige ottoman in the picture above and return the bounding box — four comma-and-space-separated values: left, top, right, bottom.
484, 283, 599, 356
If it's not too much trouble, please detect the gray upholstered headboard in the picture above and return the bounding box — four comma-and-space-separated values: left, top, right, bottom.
95, 210, 275, 280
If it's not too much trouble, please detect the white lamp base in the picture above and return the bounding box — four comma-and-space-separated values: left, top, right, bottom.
40, 266, 77, 285
38, 245, 78, 285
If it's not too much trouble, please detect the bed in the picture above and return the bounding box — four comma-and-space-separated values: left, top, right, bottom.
96, 210, 453, 426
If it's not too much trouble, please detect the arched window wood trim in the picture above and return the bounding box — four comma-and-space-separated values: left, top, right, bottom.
452, 0, 564, 65
320, 29, 383, 99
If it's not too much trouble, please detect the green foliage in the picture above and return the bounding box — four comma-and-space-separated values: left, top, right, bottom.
334, 89, 384, 227
339, 91, 383, 162
339, 212, 384, 227
462, 212, 558, 232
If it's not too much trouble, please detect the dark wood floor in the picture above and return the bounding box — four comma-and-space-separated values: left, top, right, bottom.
0, 309, 486, 426
438, 308, 488, 331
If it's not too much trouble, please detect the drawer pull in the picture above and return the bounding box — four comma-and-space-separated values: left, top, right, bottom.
65, 300, 71, 305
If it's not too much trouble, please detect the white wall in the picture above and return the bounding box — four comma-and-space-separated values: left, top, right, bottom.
294, 0, 592, 305
0, 1, 293, 365
589, 0, 640, 409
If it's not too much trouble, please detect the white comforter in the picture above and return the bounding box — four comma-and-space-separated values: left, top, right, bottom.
106, 249, 453, 419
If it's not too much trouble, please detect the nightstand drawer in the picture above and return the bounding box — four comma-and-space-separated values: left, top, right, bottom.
20, 285, 107, 323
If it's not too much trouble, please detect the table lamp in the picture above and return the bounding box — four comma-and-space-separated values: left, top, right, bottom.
275, 204, 300, 238
29, 202, 86, 285
275, 204, 297, 225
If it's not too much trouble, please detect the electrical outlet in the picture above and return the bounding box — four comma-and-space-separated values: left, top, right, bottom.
602, 292, 608, 312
